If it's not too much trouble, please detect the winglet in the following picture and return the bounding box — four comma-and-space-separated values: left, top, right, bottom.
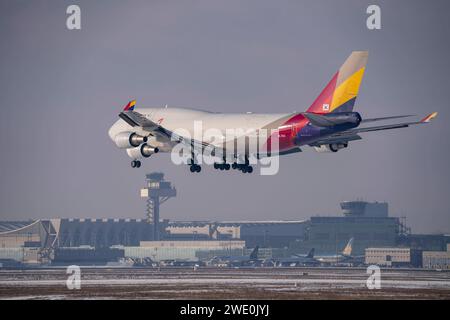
123, 99, 136, 111
420, 112, 438, 123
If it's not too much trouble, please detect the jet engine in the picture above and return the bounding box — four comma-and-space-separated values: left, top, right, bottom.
126, 143, 159, 159
114, 132, 148, 149
313, 143, 348, 153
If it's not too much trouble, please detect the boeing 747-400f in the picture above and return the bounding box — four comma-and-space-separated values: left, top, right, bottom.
109, 51, 437, 173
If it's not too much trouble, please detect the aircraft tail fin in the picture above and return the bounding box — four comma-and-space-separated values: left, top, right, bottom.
342, 238, 354, 256
307, 51, 368, 114
249, 246, 259, 260
306, 248, 315, 259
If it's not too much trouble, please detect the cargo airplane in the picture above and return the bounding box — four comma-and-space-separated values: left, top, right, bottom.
108, 51, 437, 173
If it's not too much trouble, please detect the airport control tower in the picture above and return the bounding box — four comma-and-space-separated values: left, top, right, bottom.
140, 173, 176, 240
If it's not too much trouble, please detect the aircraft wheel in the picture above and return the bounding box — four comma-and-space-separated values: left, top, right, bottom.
329, 143, 339, 152
195, 165, 202, 173
136, 160, 141, 168
214, 163, 219, 170
190, 165, 196, 173
131, 160, 137, 168
224, 163, 230, 170
241, 166, 248, 173
247, 166, 253, 173
232, 163, 237, 170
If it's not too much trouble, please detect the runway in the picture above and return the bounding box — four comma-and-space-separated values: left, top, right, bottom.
1, 267, 449, 299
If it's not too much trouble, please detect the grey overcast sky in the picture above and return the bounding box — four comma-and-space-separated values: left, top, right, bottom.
0, 0, 449, 233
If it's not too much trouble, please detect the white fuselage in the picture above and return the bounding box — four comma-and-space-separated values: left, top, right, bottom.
108, 107, 293, 158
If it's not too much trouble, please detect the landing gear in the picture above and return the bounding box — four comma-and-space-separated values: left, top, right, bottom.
214, 162, 230, 171
131, 160, 141, 168
189, 164, 201, 173
188, 154, 201, 173
237, 164, 253, 173
233, 156, 253, 174
212, 155, 254, 173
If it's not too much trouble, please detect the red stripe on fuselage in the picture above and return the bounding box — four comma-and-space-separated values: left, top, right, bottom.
266, 72, 339, 152
264, 113, 309, 153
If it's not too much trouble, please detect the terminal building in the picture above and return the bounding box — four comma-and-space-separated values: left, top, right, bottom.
422, 244, 450, 269
289, 201, 403, 255
166, 220, 307, 248
364, 247, 423, 267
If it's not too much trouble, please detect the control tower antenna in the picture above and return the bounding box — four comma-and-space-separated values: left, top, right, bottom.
140, 172, 176, 240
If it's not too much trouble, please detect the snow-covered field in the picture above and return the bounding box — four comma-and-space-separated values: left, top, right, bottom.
1, 267, 449, 299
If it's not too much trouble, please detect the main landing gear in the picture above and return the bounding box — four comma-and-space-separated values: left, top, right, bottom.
234, 163, 253, 173
213, 163, 230, 171
214, 157, 253, 174
131, 160, 141, 168
189, 164, 201, 173
188, 154, 201, 173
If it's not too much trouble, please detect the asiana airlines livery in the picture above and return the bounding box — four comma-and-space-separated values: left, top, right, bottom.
108, 51, 437, 173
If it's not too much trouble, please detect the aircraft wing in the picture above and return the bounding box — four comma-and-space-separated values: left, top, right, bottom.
310, 112, 437, 146
119, 110, 221, 156
119, 110, 161, 131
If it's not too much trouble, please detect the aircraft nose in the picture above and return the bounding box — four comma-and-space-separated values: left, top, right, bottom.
108, 125, 116, 140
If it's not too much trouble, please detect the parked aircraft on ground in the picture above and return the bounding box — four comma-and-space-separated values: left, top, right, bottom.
268, 248, 319, 267
208, 246, 260, 267
315, 238, 364, 265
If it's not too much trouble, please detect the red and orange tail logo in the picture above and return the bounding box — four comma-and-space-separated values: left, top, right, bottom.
307, 51, 368, 114
123, 100, 136, 111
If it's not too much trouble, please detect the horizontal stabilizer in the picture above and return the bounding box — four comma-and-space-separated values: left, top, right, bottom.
361, 114, 414, 123
301, 112, 350, 127
330, 112, 438, 135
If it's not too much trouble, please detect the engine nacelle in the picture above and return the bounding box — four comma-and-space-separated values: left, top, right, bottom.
314, 143, 348, 153
114, 132, 148, 149
126, 143, 159, 159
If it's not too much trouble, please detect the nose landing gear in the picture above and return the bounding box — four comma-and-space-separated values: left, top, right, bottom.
131, 160, 141, 168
